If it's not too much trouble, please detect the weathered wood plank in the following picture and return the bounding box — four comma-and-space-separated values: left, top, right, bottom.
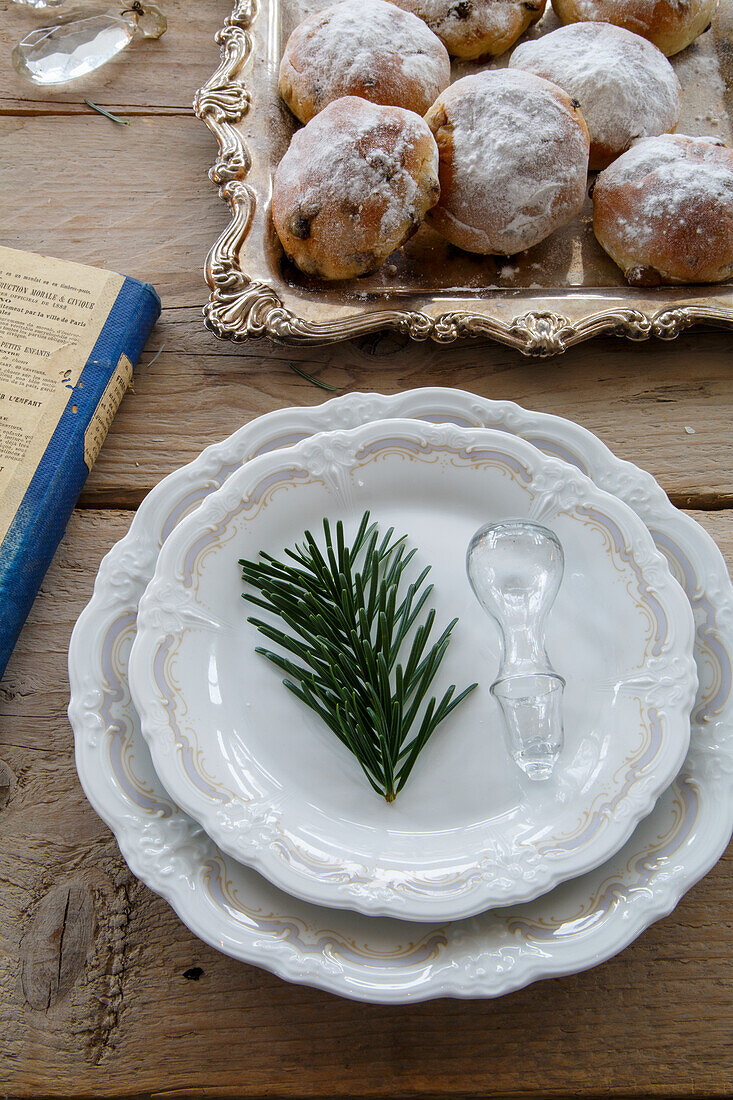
0, 508, 732, 1098
0, 0, 224, 113
79, 314, 733, 507
1, 0, 732, 1086
0, 114, 223, 306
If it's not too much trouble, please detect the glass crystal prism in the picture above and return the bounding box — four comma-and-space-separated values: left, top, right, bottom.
466, 520, 566, 781
12, 14, 135, 86
123, 3, 167, 39
11, 0, 68, 9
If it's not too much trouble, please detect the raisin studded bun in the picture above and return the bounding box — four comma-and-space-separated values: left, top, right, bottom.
424, 69, 590, 255
272, 97, 441, 280
592, 134, 733, 285
386, 0, 546, 60
278, 0, 451, 124
510, 23, 680, 170
550, 0, 717, 56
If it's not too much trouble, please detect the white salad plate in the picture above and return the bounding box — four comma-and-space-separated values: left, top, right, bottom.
68, 390, 733, 1000
128, 419, 696, 922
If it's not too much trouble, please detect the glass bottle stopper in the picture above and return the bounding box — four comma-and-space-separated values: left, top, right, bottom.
466, 520, 566, 781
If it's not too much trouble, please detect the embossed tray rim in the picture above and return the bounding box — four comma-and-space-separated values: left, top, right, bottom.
194, 0, 733, 356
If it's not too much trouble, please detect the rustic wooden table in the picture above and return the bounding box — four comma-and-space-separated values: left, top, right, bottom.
1, 2, 732, 1096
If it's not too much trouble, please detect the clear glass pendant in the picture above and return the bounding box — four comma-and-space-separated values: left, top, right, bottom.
12, 4, 167, 87
127, 2, 167, 37
11, 1, 68, 9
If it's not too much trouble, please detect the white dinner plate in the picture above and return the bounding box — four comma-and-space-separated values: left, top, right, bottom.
128, 419, 695, 922
68, 391, 733, 1000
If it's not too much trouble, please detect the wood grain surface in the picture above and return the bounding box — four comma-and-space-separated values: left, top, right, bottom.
0, 1, 731, 1096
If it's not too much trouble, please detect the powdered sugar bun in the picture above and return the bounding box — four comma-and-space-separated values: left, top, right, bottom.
551, 0, 716, 56
592, 134, 733, 284
424, 69, 589, 255
509, 23, 680, 170
386, 0, 546, 60
278, 0, 451, 124
272, 97, 441, 280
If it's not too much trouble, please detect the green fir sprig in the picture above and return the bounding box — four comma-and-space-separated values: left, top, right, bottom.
239, 512, 477, 802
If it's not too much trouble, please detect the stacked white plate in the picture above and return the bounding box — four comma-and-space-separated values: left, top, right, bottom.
68, 389, 733, 1003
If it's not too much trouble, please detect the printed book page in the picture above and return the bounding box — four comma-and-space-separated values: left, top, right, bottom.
0, 246, 124, 545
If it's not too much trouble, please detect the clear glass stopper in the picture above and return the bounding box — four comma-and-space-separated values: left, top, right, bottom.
466, 521, 565, 781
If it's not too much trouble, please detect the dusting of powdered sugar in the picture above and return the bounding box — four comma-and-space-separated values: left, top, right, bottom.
275, 98, 435, 251
570, 0, 692, 20
595, 133, 733, 247
429, 69, 589, 253
386, 0, 533, 56
280, 0, 450, 113
673, 45, 732, 142
510, 23, 680, 160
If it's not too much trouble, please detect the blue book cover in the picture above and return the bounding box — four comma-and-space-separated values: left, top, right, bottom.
0, 246, 161, 680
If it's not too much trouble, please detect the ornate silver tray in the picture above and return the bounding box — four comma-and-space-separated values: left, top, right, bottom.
194, 0, 733, 356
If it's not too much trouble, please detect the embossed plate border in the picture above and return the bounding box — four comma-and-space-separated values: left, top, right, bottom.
128, 420, 696, 922
193, 1, 733, 357
69, 391, 733, 1001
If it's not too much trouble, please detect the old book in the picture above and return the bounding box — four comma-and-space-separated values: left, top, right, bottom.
0, 245, 160, 679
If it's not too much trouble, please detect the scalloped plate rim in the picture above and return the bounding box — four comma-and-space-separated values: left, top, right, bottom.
68, 389, 733, 1002
127, 418, 697, 922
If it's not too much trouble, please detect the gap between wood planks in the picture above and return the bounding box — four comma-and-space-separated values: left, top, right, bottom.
0, 102, 193, 117
73, 492, 733, 511
72, 497, 733, 514
90, 1094, 733, 1100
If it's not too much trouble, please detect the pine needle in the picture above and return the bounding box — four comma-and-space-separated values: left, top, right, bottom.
287, 362, 338, 392
84, 100, 130, 126
144, 344, 166, 368
239, 512, 476, 802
